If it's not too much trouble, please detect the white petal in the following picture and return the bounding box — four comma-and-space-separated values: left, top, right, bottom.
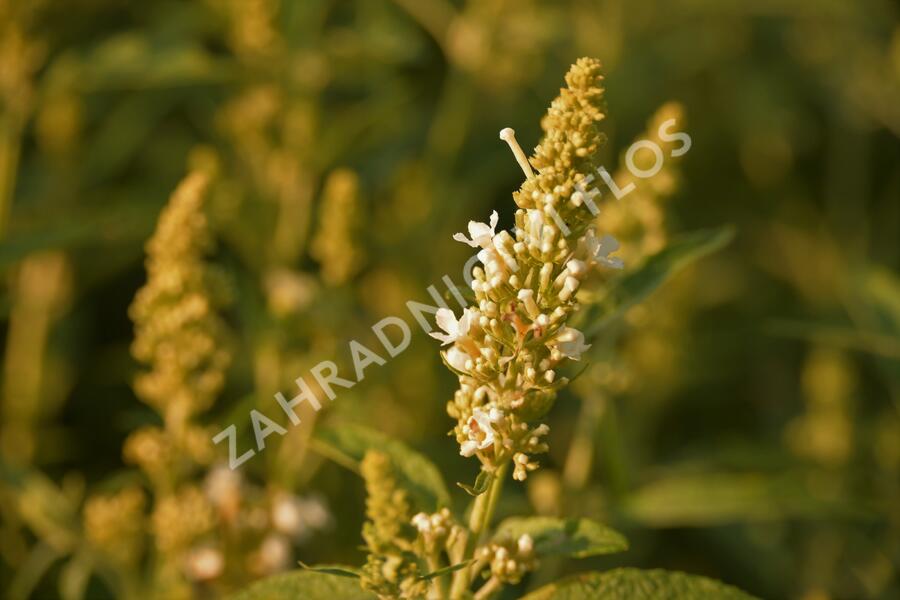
600, 256, 624, 269
457, 310, 473, 337
453, 232, 479, 247
446, 347, 469, 372
429, 331, 454, 345
598, 234, 620, 253
460, 440, 479, 457
435, 308, 458, 336
469, 221, 493, 241
477, 248, 491, 266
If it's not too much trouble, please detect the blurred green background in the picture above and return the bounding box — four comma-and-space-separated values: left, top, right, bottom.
1, 0, 899, 598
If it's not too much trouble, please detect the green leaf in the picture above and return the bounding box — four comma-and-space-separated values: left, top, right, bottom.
231, 570, 375, 600
623, 470, 866, 527
521, 568, 758, 599
3, 465, 80, 552
78, 33, 232, 91
8, 542, 64, 600
766, 319, 900, 360
494, 517, 627, 558
858, 266, 900, 335
298, 562, 361, 579
457, 469, 494, 497
314, 424, 450, 511
581, 227, 734, 336
417, 560, 473, 581
59, 551, 93, 600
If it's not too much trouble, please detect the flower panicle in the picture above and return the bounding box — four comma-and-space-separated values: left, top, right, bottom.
437, 58, 623, 481
128, 167, 233, 428
359, 450, 429, 599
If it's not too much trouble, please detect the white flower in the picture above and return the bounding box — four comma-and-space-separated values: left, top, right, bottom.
411, 512, 431, 533
430, 308, 474, 345
525, 209, 545, 246
553, 327, 591, 360
583, 229, 624, 269
517, 534, 534, 555
271, 493, 307, 538
256, 534, 291, 574
453, 211, 499, 248
204, 464, 241, 508
184, 546, 224, 581
445, 346, 470, 372
460, 439, 480, 457
297, 495, 332, 530
460, 407, 503, 457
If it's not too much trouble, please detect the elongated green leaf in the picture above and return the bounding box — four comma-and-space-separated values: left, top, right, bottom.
494, 517, 627, 558
0, 196, 160, 274
767, 320, 900, 360
521, 568, 757, 599
59, 551, 93, 600
3, 465, 80, 552
231, 570, 375, 600
457, 469, 493, 497
418, 560, 473, 581
8, 542, 64, 600
79, 33, 231, 91
298, 562, 361, 579
623, 471, 867, 527
858, 266, 900, 335
582, 227, 734, 336
314, 424, 450, 510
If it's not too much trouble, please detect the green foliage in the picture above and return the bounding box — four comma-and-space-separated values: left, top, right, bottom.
623, 470, 869, 527
493, 517, 628, 558
521, 568, 758, 600
580, 226, 735, 336
457, 468, 493, 497
314, 423, 451, 511
231, 570, 374, 600
1, 0, 898, 598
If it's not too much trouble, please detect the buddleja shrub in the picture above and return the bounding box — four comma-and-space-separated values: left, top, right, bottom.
234, 58, 751, 600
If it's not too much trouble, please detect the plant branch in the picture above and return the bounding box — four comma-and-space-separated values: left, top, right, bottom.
449, 463, 507, 599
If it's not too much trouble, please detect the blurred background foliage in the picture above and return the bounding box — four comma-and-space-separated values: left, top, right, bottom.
0, 0, 898, 598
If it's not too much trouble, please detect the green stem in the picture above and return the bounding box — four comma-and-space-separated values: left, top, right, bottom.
449, 463, 507, 599
0, 115, 22, 238
562, 392, 604, 492
473, 576, 501, 600
426, 554, 446, 600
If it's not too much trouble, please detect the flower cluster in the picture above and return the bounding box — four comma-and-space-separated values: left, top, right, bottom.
437, 57, 622, 479
595, 102, 686, 264
128, 169, 233, 430
359, 450, 428, 599
310, 168, 365, 286
476, 533, 537, 585
411, 507, 462, 556
83, 486, 146, 567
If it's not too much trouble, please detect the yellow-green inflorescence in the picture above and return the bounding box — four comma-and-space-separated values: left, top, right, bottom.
129, 169, 233, 430
125, 168, 233, 495
435, 57, 622, 482
359, 450, 429, 599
